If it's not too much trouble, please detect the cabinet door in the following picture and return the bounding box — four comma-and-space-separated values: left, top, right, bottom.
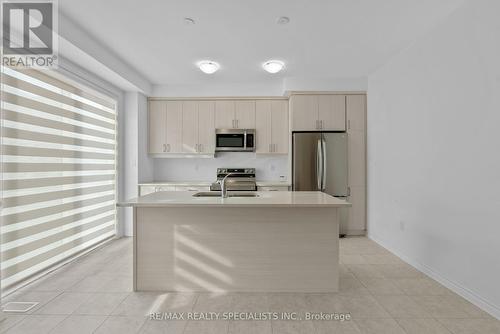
348, 130, 366, 187
319, 95, 346, 131
347, 186, 366, 234
257, 186, 290, 191
175, 186, 210, 192
149, 101, 166, 153
182, 101, 198, 153
235, 100, 255, 128
255, 101, 272, 153
290, 95, 318, 131
198, 101, 215, 153
347, 95, 366, 131
165, 101, 183, 153
271, 100, 289, 154
215, 101, 235, 128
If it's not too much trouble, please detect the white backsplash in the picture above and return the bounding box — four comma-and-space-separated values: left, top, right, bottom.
153, 153, 288, 182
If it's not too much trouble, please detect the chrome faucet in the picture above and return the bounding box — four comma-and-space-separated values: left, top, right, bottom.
217, 173, 235, 198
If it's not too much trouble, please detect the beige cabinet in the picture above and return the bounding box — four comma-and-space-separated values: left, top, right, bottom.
182, 101, 215, 154
318, 95, 346, 131
347, 186, 366, 234
215, 101, 235, 128
149, 100, 182, 154
215, 100, 255, 129
197, 101, 216, 153
234, 100, 255, 128
257, 185, 290, 191
291, 94, 346, 131
347, 95, 366, 131
149, 101, 167, 154
255, 100, 289, 154
182, 101, 198, 154
345, 94, 367, 235
165, 101, 183, 153
290, 95, 318, 131
348, 130, 366, 187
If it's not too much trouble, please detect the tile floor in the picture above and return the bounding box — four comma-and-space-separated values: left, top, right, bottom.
1, 236, 499, 334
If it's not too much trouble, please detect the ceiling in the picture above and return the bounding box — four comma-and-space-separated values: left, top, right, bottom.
59, 0, 465, 86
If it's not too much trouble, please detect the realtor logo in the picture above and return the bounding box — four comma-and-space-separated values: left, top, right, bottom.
1, 0, 58, 68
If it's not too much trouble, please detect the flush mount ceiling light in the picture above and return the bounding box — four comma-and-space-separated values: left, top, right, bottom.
277, 16, 290, 25
263, 60, 285, 74
197, 61, 220, 74
184, 17, 196, 25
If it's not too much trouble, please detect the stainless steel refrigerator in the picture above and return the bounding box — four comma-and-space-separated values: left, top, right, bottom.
292, 132, 349, 235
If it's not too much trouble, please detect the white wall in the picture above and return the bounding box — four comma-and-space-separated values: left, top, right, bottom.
367, 0, 500, 318
137, 93, 154, 183
122, 92, 139, 236
122, 92, 153, 235
154, 153, 287, 182
152, 76, 367, 97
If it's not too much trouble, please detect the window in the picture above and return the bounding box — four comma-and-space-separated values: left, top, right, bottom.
0, 67, 117, 292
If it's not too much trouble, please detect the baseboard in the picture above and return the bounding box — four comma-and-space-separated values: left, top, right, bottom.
346, 229, 367, 236
367, 232, 500, 320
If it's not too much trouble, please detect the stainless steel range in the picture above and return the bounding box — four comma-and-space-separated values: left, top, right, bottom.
210, 168, 257, 191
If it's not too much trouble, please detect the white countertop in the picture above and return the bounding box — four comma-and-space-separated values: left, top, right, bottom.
118, 191, 350, 208
139, 181, 291, 187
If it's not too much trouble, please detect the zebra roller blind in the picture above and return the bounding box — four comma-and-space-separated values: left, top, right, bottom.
1, 67, 117, 291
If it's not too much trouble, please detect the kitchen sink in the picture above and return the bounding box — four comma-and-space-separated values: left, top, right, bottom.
192, 192, 259, 198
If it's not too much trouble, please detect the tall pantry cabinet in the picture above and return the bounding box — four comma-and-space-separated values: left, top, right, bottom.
346, 95, 366, 235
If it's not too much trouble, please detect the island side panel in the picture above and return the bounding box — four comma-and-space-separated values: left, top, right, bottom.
135, 207, 339, 292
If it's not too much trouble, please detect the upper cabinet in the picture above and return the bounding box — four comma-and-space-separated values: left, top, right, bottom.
165, 101, 183, 153
197, 101, 216, 153
234, 101, 255, 128
256, 100, 288, 154
318, 95, 346, 131
149, 100, 214, 156
290, 95, 318, 131
214, 101, 234, 129
182, 101, 215, 154
290, 94, 346, 131
215, 100, 255, 129
148, 100, 182, 154
346, 95, 366, 131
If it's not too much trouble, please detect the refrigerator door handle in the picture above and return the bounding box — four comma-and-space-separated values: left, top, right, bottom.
322, 138, 327, 191
316, 139, 322, 190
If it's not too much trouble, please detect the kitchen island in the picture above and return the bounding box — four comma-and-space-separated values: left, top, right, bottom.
118, 191, 350, 292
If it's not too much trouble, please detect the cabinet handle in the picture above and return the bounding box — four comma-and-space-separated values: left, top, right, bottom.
348, 119, 351, 130
347, 186, 351, 196
195, 144, 198, 152
166, 144, 171, 152
320, 120, 323, 129
236, 119, 239, 128
273, 143, 277, 152
199, 144, 203, 152
163, 144, 166, 152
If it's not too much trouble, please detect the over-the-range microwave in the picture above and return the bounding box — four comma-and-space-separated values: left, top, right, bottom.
215, 129, 255, 152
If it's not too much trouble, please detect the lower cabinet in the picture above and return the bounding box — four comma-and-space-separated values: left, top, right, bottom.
139, 184, 291, 196
139, 185, 209, 196
257, 186, 290, 191
347, 186, 366, 235
174, 186, 210, 192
